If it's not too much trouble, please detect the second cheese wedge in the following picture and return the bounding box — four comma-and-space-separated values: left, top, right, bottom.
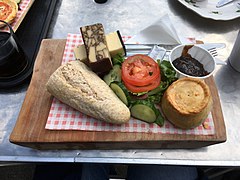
106, 31, 126, 57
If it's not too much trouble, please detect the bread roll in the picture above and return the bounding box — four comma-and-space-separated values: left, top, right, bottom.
46, 60, 130, 124
161, 77, 212, 129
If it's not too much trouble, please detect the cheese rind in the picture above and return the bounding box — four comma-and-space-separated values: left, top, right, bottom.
80, 23, 112, 74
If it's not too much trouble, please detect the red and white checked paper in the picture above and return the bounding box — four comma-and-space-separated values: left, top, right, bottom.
45, 33, 215, 135
1, 0, 32, 31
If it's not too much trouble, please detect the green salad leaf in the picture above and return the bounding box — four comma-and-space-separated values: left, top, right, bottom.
159, 60, 178, 84
112, 53, 125, 66
106, 54, 178, 127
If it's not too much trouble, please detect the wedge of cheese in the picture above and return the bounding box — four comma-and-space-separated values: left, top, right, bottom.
80, 23, 112, 74
74, 31, 126, 62
106, 31, 126, 57
73, 44, 88, 63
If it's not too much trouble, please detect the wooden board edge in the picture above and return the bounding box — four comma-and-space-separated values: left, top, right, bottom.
11, 139, 225, 150
205, 77, 227, 142
9, 39, 66, 142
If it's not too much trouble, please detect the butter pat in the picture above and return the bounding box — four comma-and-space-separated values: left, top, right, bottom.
80, 23, 112, 74
106, 31, 126, 57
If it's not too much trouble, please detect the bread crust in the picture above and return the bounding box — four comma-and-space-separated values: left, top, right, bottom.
161, 77, 212, 129
0, 0, 18, 28
46, 60, 131, 124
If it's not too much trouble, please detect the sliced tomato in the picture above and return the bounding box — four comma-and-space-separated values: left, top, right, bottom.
121, 54, 160, 86
0, 2, 12, 21
123, 76, 161, 93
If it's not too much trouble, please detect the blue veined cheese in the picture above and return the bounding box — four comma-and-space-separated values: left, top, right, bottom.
80, 23, 112, 74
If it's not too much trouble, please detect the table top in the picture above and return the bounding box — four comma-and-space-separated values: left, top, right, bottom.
1, 0, 240, 166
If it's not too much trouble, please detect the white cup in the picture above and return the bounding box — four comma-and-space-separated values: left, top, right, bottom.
229, 30, 240, 73
169, 45, 216, 79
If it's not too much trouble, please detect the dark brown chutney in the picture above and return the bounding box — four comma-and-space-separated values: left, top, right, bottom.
172, 45, 209, 77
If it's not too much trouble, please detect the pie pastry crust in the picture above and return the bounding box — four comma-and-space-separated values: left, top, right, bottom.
161, 77, 212, 129
0, 0, 18, 28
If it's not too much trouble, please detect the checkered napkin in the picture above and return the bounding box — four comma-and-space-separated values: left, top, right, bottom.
2, 0, 32, 31
45, 33, 215, 135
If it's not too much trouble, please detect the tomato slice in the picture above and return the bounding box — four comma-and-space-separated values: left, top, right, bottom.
123, 76, 161, 93
121, 54, 160, 86
0, 2, 12, 21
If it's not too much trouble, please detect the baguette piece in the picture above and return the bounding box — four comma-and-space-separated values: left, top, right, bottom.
46, 60, 130, 124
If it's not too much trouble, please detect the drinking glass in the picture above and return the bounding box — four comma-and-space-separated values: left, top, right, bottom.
229, 30, 240, 73
0, 20, 28, 78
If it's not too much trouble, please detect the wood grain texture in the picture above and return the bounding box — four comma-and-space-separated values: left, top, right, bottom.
9, 39, 227, 150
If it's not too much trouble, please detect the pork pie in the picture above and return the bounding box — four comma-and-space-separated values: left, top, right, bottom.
161, 77, 212, 129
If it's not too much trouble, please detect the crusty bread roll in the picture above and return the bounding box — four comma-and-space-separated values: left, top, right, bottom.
161, 77, 212, 129
46, 60, 130, 124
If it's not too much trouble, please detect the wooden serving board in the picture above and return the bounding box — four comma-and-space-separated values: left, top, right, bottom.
9, 39, 227, 150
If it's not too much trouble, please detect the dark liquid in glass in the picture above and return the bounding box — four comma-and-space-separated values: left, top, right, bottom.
0, 32, 28, 78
